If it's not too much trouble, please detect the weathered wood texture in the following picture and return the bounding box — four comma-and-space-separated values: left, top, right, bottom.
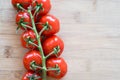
1, 0, 120, 80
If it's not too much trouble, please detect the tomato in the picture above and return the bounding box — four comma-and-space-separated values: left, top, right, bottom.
37, 15, 60, 36
23, 50, 42, 71
11, 0, 31, 10
16, 11, 31, 30
42, 35, 64, 57
22, 71, 42, 80
21, 30, 37, 49
32, 0, 51, 16
46, 57, 67, 79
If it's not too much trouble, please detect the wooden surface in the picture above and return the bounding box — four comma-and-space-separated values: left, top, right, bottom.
1, 0, 120, 80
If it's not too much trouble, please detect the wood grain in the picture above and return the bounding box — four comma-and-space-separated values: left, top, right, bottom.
1, 0, 120, 80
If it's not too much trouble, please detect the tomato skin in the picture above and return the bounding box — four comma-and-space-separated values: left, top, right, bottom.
42, 35, 64, 57
21, 30, 37, 49
37, 14, 60, 36
23, 50, 42, 71
32, 0, 51, 16
11, 0, 31, 10
22, 71, 42, 80
16, 11, 31, 30
46, 57, 67, 79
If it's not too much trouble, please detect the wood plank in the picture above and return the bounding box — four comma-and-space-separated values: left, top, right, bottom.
1, 70, 120, 80
0, 46, 27, 58
1, 0, 120, 80
0, 58, 24, 70
0, 35, 21, 47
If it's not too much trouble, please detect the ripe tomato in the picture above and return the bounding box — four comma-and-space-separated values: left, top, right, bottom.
11, 0, 31, 10
46, 57, 67, 79
16, 11, 31, 30
32, 0, 51, 16
22, 71, 42, 80
23, 50, 42, 71
37, 15, 60, 36
21, 30, 37, 49
42, 35, 64, 57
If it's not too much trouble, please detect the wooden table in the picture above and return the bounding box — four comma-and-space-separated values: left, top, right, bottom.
0, 0, 120, 80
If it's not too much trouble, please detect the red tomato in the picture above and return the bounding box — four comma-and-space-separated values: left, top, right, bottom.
21, 30, 37, 49
42, 35, 64, 57
11, 0, 31, 10
23, 50, 42, 71
46, 57, 67, 79
22, 71, 42, 80
32, 0, 51, 16
37, 15, 60, 36
16, 11, 31, 30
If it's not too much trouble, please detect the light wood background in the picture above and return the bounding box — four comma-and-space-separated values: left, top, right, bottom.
0, 0, 120, 80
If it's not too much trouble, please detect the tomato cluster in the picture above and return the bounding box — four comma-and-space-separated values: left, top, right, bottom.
11, 0, 67, 80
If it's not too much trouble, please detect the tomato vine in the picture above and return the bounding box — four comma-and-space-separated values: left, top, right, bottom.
11, 0, 67, 80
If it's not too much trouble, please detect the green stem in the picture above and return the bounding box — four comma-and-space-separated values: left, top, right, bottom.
16, 3, 27, 11
27, 73, 41, 80
28, 9, 47, 80
21, 23, 33, 30
28, 41, 38, 47
39, 25, 48, 35
31, 62, 43, 70
46, 46, 60, 59
47, 67, 60, 71
45, 51, 54, 59
33, 4, 42, 17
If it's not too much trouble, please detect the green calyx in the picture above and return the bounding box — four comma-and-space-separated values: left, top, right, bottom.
24, 36, 36, 47
30, 61, 38, 70
27, 72, 41, 80
47, 64, 61, 75
42, 22, 52, 30
16, 18, 29, 31
45, 46, 60, 59
36, 3, 43, 13
33, 3, 43, 16
53, 46, 60, 55
30, 61, 42, 71
55, 64, 61, 75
